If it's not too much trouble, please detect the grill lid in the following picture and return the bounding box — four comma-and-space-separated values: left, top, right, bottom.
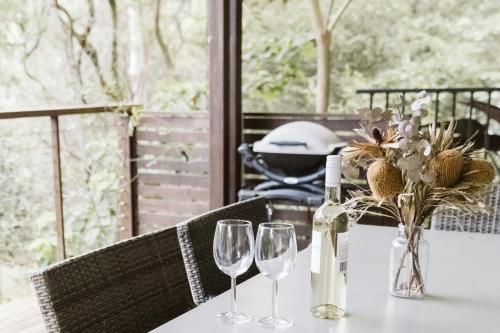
253, 121, 345, 155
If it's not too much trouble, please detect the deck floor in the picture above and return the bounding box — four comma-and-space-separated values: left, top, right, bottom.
0, 296, 45, 333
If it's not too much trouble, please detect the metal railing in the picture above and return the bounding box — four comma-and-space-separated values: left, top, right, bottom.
0, 104, 139, 260
356, 87, 500, 151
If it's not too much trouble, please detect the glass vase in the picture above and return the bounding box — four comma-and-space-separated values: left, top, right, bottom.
389, 224, 429, 298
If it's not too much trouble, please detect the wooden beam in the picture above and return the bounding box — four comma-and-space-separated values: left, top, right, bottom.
119, 115, 134, 239
50, 116, 66, 260
129, 125, 139, 236
208, 0, 242, 209
228, 0, 243, 205
0, 104, 139, 120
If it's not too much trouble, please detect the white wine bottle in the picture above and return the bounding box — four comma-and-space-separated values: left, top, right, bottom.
311, 155, 349, 319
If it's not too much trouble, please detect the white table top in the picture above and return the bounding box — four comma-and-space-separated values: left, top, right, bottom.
152, 224, 500, 333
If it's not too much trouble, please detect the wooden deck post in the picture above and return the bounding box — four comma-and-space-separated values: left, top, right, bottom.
129, 119, 139, 236
118, 115, 135, 239
50, 116, 66, 260
208, 0, 243, 209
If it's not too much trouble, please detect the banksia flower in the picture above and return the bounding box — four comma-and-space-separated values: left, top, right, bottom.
430, 149, 464, 187
367, 160, 404, 200
462, 159, 495, 185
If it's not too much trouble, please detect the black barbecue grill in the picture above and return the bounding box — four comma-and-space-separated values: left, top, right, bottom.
238, 121, 346, 206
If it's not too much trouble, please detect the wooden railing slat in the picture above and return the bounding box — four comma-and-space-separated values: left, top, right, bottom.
140, 111, 209, 118
0, 104, 138, 120
136, 130, 209, 143
50, 116, 66, 260
138, 173, 210, 188
137, 159, 209, 174
139, 198, 209, 215
271, 209, 313, 223
136, 144, 208, 159
138, 213, 192, 233
139, 116, 209, 128
138, 184, 209, 201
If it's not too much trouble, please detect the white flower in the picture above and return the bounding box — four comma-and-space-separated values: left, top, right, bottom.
416, 139, 432, 157
399, 138, 410, 151
397, 154, 422, 172
410, 116, 421, 126
414, 108, 428, 118
381, 141, 400, 149
353, 128, 376, 144
415, 90, 427, 99
397, 154, 425, 182
411, 90, 431, 112
398, 120, 418, 139
342, 161, 360, 181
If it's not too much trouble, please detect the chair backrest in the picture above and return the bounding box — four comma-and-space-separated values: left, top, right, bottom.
431, 183, 500, 234
31, 226, 194, 333
177, 197, 269, 305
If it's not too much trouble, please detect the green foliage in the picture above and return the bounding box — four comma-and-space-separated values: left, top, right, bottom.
0, 0, 208, 110
58, 114, 122, 258
243, 0, 500, 113
243, 35, 316, 111
0, 115, 122, 302
29, 213, 57, 267
151, 81, 208, 112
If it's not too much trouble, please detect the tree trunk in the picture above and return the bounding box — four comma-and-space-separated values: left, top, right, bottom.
315, 30, 331, 113
126, 0, 147, 103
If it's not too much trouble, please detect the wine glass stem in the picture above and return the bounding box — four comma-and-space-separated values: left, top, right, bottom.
272, 280, 278, 318
231, 277, 237, 314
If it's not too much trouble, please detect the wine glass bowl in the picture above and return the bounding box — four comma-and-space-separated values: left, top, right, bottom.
255, 223, 297, 280
255, 223, 297, 328
213, 219, 255, 324
213, 220, 254, 277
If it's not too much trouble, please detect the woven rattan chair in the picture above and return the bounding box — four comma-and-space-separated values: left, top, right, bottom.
431, 183, 500, 234
31, 226, 194, 333
177, 197, 269, 305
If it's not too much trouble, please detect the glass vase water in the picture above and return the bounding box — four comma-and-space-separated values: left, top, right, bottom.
389, 224, 429, 298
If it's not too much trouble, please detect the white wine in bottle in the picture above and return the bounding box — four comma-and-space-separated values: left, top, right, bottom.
311, 155, 349, 319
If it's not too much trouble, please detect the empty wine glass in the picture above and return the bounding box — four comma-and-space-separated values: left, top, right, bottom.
255, 223, 297, 328
213, 219, 255, 323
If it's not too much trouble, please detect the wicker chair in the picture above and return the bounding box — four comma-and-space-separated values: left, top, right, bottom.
431, 183, 500, 234
177, 197, 269, 305
31, 226, 194, 333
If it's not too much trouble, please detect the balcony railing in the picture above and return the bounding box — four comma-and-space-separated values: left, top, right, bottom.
0, 104, 139, 260
356, 87, 500, 155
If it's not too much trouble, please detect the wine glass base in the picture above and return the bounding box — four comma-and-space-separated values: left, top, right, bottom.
256, 316, 293, 328
216, 311, 251, 324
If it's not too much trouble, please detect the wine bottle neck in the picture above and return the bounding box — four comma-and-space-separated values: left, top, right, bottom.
325, 184, 341, 203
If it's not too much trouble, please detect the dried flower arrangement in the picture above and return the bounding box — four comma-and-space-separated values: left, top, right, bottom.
343, 91, 496, 296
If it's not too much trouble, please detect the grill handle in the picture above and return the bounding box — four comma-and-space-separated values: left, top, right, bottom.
269, 141, 307, 147
238, 143, 326, 185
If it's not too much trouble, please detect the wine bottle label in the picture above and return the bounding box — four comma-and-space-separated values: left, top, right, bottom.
311, 230, 321, 273
336, 232, 349, 273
